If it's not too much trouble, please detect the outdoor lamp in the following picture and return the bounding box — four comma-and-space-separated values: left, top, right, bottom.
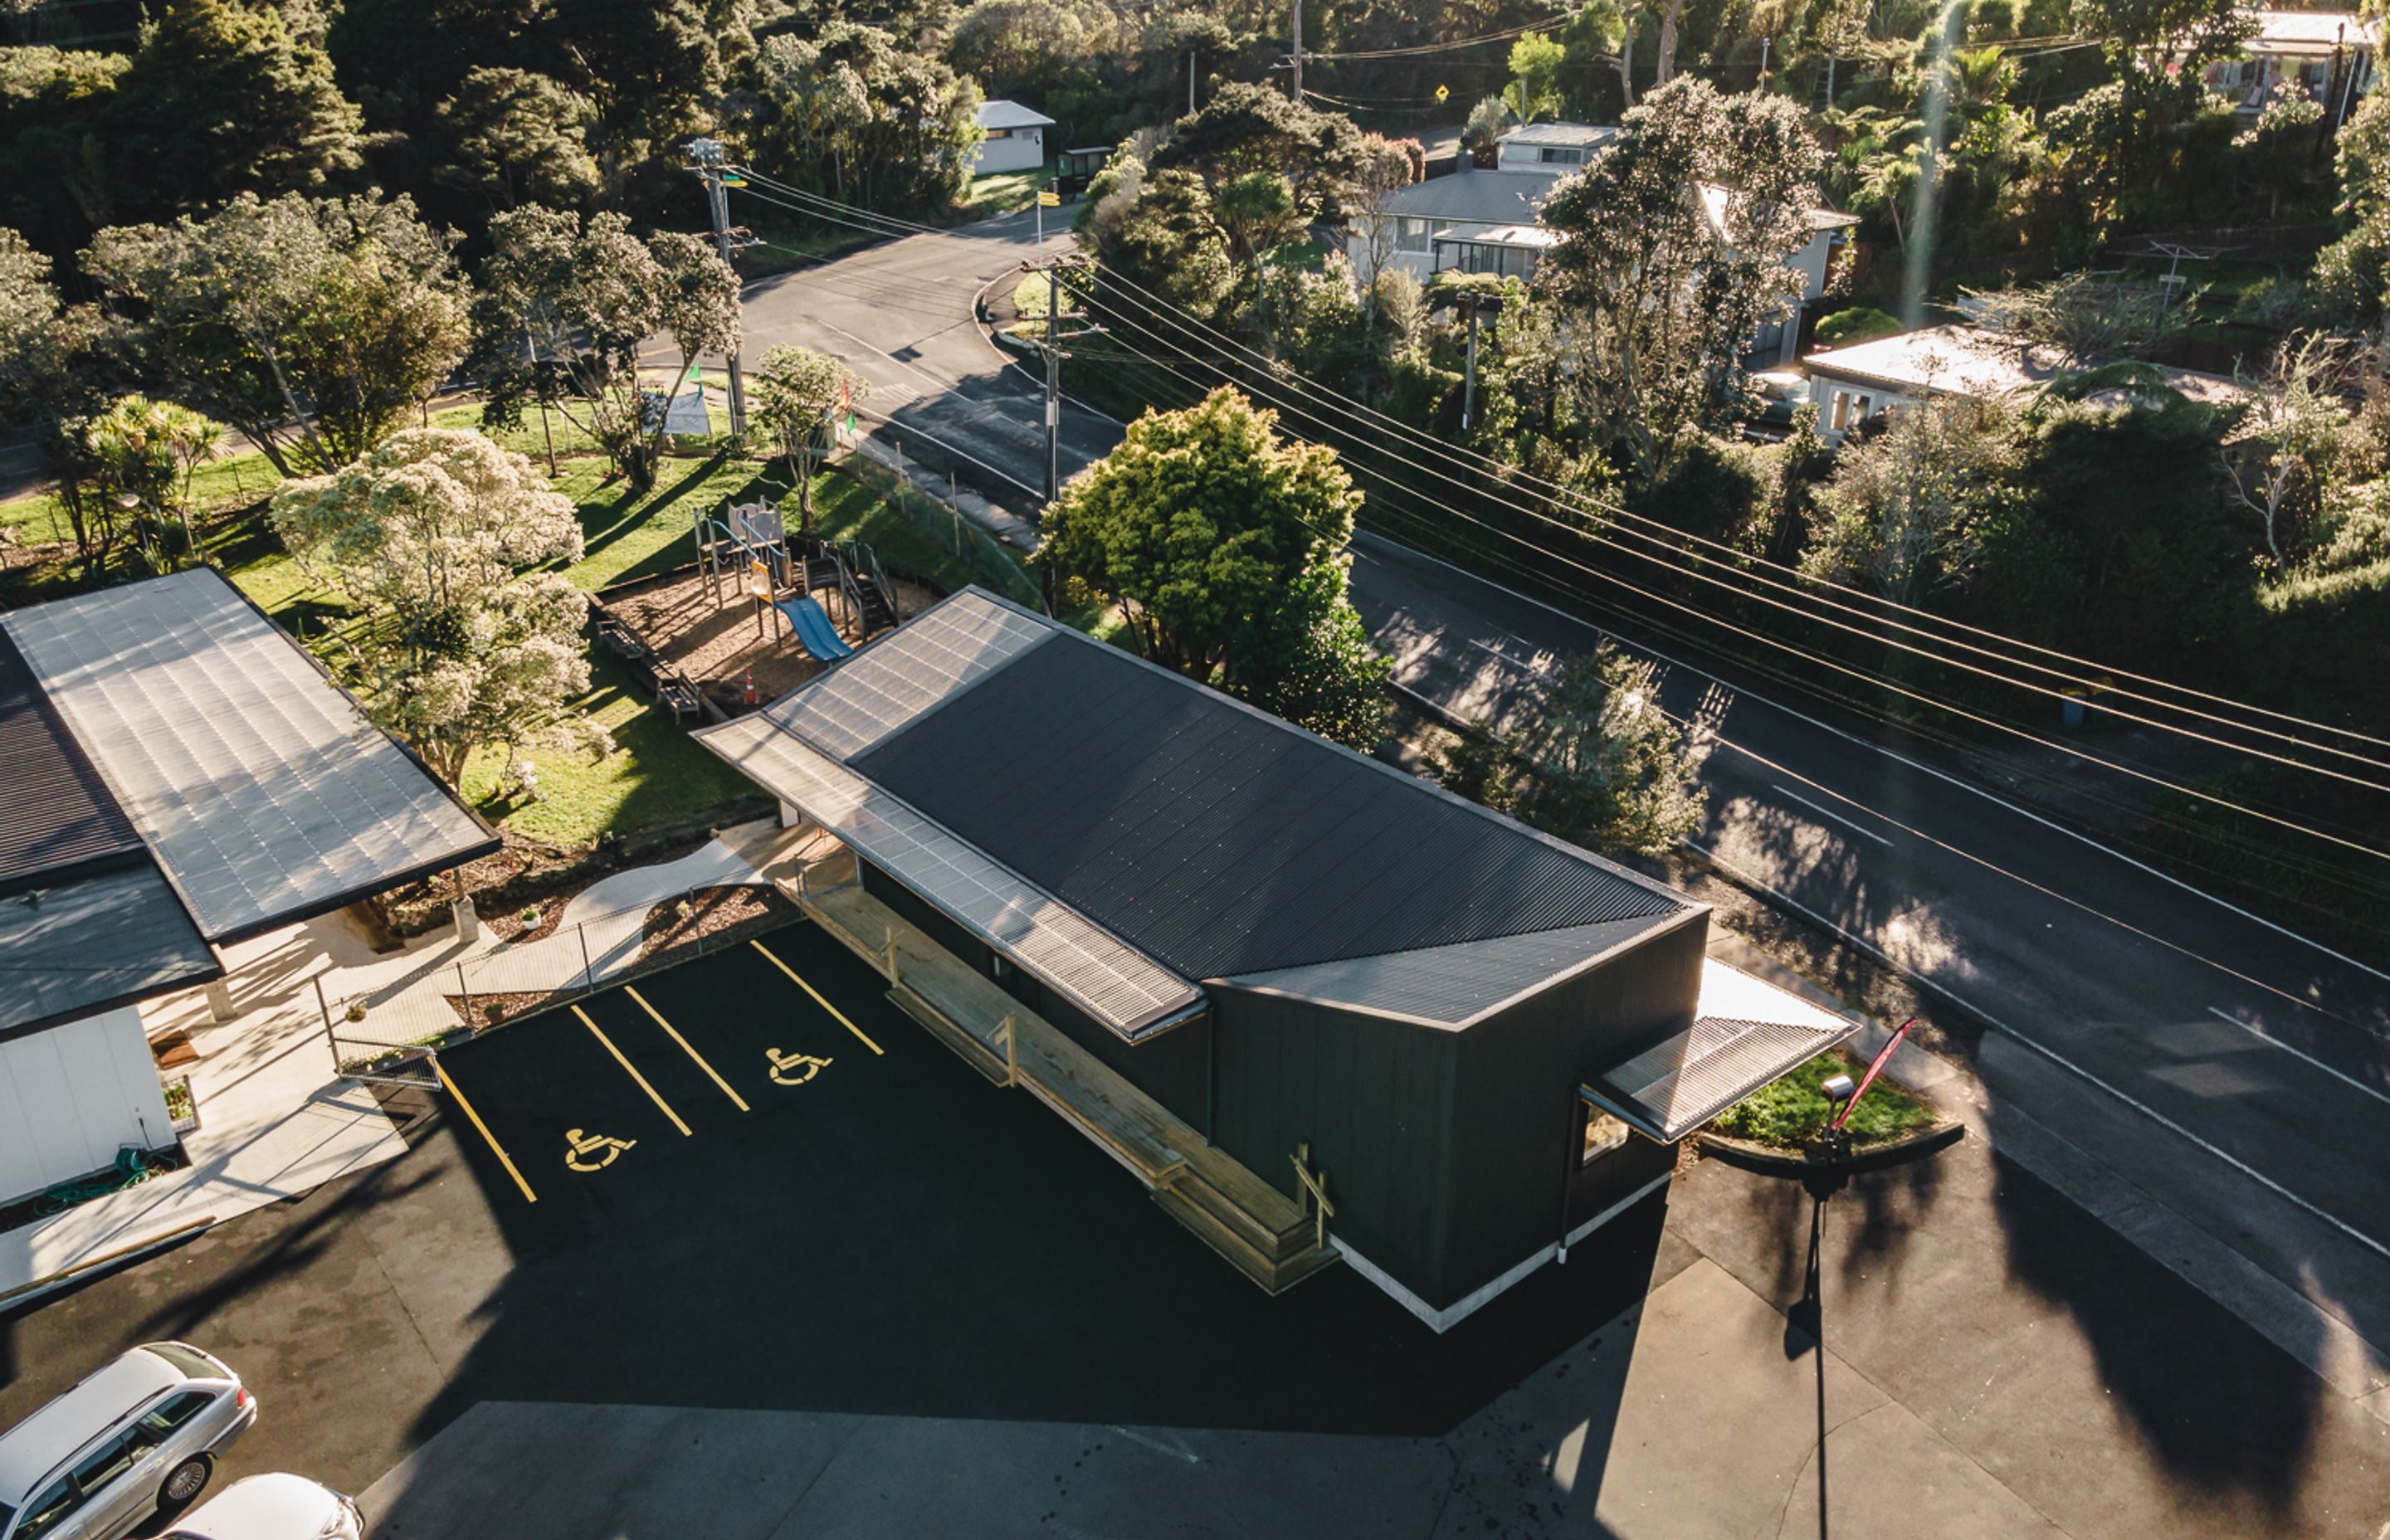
1821, 1073, 1857, 1108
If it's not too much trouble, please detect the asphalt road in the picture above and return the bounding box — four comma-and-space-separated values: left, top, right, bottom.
720, 207, 2390, 1390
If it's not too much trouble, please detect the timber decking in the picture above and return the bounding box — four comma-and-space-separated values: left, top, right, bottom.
800, 868, 1338, 1294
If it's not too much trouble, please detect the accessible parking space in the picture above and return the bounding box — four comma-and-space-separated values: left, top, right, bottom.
432, 925, 903, 1209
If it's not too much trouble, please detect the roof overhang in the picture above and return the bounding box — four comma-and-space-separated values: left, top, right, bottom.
695, 712, 1203, 1039
1578, 959, 1859, 1142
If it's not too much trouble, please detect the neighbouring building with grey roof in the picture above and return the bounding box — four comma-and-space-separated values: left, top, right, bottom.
972, 99, 1056, 175
699, 588, 1854, 1330
0, 568, 495, 1207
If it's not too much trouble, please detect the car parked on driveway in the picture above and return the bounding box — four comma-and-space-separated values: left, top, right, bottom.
0, 1344, 254, 1540
160, 1474, 361, 1540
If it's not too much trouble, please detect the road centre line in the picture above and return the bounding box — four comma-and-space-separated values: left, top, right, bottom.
2207, 1006, 2390, 1109
627, 987, 749, 1112
433, 1058, 535, 1204
1768, 784, 1895, 848
573, 1005, 692, 1136
750, 940, 885, 1055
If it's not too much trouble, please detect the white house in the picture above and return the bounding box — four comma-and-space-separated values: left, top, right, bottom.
973, 100, 1056, 175
1495, 120, 1617, 173
2203, 10, 2378, 120
1802, 323, 2243, 441
0, 569, 496, 1208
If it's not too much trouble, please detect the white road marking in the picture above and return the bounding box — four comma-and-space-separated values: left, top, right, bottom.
1768, 784, 1895, 848
1356, 536, 2390, 988
2207, 1006, 2390, 1109
1689, 837, 2390, 1265
1108, 1427, 1201, 1464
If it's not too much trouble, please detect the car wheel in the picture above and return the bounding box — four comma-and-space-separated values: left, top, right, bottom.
160, 1455, 212, 1506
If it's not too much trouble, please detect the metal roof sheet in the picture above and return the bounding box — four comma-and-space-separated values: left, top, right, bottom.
0, 569, 497, 942
0, 629, 144, 890
850, 614, 1688, 982
0, 864, 217, 1039
978, 99, 1058, 129
1217, 915, 1686, 1027
1379, 170, 1561, 227
695, 713, 1202, 1036
764, 591, 1052, 762
1583, 959, 1857, 1140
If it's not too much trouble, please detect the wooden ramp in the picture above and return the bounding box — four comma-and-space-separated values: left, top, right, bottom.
798, 858, 1337, 1295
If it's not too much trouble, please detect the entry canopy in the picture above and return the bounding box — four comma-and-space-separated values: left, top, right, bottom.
1581, 958, 1861, 1143
1, 568, 498, 943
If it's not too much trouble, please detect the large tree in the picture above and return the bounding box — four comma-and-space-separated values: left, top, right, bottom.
1802, 395, 2026, 606
0, 229, 127, 573
467, 206, 740, 491
1149, 82, 1372, 220
749, 23, 983, 213
270, 427, 608, 786
434, 68, 603, 213
1538, 78, 1824, 484
1036, 386, 1389, 748
85, 191, 470, 477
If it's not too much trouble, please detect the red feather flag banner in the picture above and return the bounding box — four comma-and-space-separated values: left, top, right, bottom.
1831, 1016, 1916, 1132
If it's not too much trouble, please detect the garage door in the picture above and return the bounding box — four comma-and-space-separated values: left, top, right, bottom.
0, 1006, 175, 1204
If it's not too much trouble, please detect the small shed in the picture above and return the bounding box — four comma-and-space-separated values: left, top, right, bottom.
973, 100, 1056, 175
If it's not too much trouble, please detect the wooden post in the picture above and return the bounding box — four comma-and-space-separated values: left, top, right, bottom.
456, 961, 471, 1026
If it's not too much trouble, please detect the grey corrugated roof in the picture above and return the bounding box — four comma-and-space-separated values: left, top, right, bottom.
0, 629, 144, 891
0, 865, 218, 1039
850, 613, 1688, 982
1498, 122, 1616, 148
696, 711, 1202, 1036
1380, 169, 1560, 228
978, 99, 1057, 129
1, 568, 498, 943
1218, 915, 1687, 1027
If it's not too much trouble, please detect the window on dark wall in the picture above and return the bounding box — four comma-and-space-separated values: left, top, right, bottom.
1582, 1106, 1631, 1165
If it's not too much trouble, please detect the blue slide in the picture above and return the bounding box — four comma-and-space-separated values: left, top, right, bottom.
776, 597, 856, 661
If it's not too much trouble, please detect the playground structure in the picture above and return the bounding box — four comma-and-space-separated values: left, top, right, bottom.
695, 501, 900, 663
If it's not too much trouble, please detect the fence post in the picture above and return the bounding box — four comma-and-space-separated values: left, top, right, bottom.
315, 975, 337, 1070
578, 924, 595, 992
456, 961, 472, 1028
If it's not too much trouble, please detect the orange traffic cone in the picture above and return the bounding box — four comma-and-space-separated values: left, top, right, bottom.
744, 665, 757, 707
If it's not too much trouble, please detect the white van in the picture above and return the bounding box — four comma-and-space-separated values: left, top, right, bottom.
0, 1344, 255, 1540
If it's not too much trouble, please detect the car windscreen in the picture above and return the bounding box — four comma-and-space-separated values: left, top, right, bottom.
143, 1345, 222, 1381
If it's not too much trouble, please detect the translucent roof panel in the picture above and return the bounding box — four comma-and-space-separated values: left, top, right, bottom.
1585, 959, 1857, 1142
762, 590, 1052, 763
696, 714, 1201, 1037
2, 569, 497, 942
1217, 916, 1684, 1028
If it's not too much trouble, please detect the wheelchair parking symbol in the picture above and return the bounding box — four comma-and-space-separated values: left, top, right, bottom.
766, 1048, 832, 1086
565, 1128, 637, 1172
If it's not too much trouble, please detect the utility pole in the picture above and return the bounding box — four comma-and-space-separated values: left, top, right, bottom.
1290, 0, 1304, 101
1757, 35, 1772, 91
1190, 50, 1198, 115
1461, 304, 1482, 431
688, 138, 749, 440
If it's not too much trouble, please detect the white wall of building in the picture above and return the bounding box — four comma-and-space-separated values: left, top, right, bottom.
0, 1006, 175, 1204
973, 125, 1046, 175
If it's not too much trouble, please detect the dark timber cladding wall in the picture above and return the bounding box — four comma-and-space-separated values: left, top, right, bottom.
1443, 909, 1708, 1310
857, 859, 1214, 1133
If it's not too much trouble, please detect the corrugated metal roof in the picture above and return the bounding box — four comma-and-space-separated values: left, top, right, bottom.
1218, 915, 1685, 1027
1, 569, 497, 942
696, 713, 1202, 1036
1585, 960, 1857, 1140
1380, 170, 1560, 228
765, 591, 1052, 762
0, 629, 144, 890
851, 618, 1687, 981
978, 99, 1058, 129
0, 865, 218, 1038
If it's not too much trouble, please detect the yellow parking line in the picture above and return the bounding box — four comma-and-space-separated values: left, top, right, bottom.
749, 939, 884, 1055
573, 1005, 692, 1135
433, 1058, 537, 1204
626, 986, 749, 1112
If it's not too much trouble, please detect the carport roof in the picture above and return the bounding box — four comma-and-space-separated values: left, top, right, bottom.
0, 628, 144, 892
698, 588, 1696, 1040
0, 568, 499, 944
1581, 958, 1859, 1142
0, 864, 217, 1040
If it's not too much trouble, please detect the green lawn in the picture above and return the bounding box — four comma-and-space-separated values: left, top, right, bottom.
959, 165, 1056, 222
1708, 1047, 1938, 1148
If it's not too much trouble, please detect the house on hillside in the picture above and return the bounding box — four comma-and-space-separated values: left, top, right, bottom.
2202, 10, 2378, 121
973, 100, 1056, 175
1495, 120, 1617, 172
0, 569, 496, 1210
1801, 322, 2243, 441
695, 587, 1857, 1330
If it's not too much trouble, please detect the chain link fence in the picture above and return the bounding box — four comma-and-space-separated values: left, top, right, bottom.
842, 437, 1044, 609
322, 883, 802, 1083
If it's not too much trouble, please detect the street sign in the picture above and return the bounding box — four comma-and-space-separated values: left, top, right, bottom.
1436, 84, 1450, 103
1038, 190, 1061, 207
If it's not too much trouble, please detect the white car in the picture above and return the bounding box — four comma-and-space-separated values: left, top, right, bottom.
160, 1475, 363, 1540
0, 1343, 255, 1540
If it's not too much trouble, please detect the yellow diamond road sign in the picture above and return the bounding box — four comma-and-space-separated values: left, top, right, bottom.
1038, 190, 1061, 207
1436, 84, 1450, 103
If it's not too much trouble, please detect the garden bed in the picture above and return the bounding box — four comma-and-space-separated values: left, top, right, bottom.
641, 885, 794, 953
1705, 1045, 1941, 1153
